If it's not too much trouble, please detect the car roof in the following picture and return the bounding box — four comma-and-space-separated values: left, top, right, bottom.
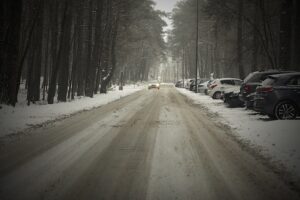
268, 72, 300, 78
199, 81, 209, 85
252, 70, 283, 74
216, 78, 242, 81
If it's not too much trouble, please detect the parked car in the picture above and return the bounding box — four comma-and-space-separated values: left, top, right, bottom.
185, 79, 194, 90
189, 79, 196, 91
223, 88, 244, 108
190, 78, 209, 92
148, 81, 160, 90
240, 70, 293, 108
175, 80, 183, 88
197, 80, 213, 94
208, 78, 243, 99
254, 72, 300, 119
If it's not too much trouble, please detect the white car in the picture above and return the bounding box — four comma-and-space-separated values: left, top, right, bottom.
208, 78, 242, 99
197, 80, 213, 94
185, 79, 194, 89
148, 81, 160, 90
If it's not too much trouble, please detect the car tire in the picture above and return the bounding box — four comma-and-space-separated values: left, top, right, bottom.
274, 101, 297, 120
213, 92, 221, 99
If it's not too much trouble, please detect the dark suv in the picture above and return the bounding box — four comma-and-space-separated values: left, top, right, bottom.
240, 70, 293, 108
253, 72, 300, 119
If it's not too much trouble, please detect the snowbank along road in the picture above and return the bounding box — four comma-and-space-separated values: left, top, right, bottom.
0, 85, 299, 200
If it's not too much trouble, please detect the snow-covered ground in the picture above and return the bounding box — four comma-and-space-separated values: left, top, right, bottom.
176, 88, 300, 178
1, 84, 299, 178
0, 84, 145, 138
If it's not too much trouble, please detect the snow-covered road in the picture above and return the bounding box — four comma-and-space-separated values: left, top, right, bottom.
0, 86, 299, 200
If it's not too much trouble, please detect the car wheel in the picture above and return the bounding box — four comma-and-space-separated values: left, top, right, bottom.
213, 92, 221, 99
274, 101, 297, 120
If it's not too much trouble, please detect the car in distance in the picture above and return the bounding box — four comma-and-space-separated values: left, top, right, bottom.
195, 80, 213, 94
190, 78, 209, 92
185, 79, 194, 90
240, 70, 293, 108
175, 80, 183, 88
208, 78, 243, 99
254, 72, 300, 119
148, 81, 160, 90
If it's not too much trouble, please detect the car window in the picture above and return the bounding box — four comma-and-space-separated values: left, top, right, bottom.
221, 80, 235, 85
287, 77, 300, 86
234, 80, 242, 85
262, 77, 276, 86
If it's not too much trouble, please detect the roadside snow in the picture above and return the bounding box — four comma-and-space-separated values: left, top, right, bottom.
176, 88, 300, 177
0, 85, 144, 138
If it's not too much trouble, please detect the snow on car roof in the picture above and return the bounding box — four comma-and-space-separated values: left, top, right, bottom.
216, 78, 242, 80
268, 72, 300, 78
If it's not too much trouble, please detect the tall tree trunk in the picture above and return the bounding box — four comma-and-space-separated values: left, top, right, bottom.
279, 0, 293, 69
42, 6, 51, 101
290, 0, 300, 70
0, 0, 22, 106
32, 1, 44, 102
100, 0, 113, 94
77, 0, 90, 96
47, 1, 69, 104
57, 1, 73, 102
100, 11, 119, 93
251, 0, 259, 72
92, 0, 104, 95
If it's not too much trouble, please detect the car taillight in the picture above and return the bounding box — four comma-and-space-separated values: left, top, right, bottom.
210, 84, 217, 89
244, 84, 251, 93
256, 86, 273, 93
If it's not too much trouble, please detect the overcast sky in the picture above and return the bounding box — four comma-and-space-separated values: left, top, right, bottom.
153, 0, 179, 13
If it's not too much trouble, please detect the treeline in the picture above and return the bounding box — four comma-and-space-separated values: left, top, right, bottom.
0, 0, 166, 106
169, 0, 300, 80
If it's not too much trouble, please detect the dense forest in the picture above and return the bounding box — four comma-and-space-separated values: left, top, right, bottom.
169, 0, 300, 80
0, 0, 166, 106
1, 0, 299, 106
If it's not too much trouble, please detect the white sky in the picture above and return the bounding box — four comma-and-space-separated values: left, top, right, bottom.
153, 0, 179, 12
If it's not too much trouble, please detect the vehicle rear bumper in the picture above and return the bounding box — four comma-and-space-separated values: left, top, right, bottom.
253, 96, 274, 115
